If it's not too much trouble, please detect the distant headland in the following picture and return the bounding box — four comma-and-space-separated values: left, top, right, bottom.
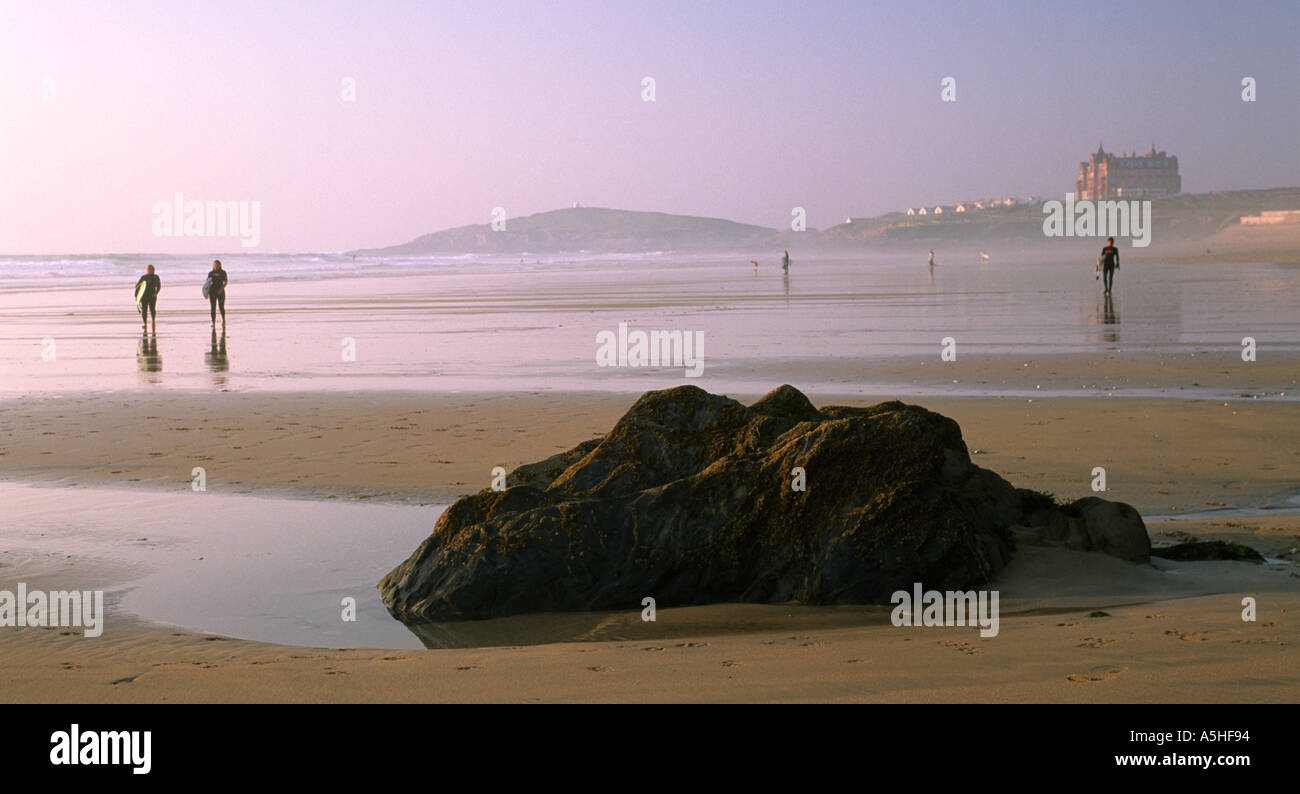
348, 187, 1300, 258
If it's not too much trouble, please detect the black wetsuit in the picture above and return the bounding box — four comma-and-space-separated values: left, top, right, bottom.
1100, 244, 1119, 292
135, 273, 161, 324
208, 268, 228, 323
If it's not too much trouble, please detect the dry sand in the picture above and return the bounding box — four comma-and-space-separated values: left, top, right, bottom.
1, 374, 1297, 702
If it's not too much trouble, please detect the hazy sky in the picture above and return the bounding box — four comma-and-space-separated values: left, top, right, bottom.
2, 0, 1296, 254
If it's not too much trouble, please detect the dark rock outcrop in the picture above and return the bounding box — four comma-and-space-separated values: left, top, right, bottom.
1011, 496, 1151, 563
1151, 541, 1265, 563
379, 385, 1150, 622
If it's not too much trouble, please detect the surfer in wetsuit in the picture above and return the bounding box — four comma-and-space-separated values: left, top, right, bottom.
135, 265, 161, 332
1099, 237, 1119, 294
208, 259, 228, 328
781, 250, 790, 272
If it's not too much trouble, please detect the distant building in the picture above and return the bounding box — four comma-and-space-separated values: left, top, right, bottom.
1076, 143, 1181, 200
1240, 209, 1300, 225
955, 203, 967, 212
918, 207, 927, 215
932, 205, 944, 215
906, 208, 916, 215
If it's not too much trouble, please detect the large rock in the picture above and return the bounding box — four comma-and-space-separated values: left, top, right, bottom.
1012, 496, 1151, 563
379, 385, 1150, 622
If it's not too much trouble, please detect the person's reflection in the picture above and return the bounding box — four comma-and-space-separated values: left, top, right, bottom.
136, 331, 161, 373
782, 269, 790, 301
928, 262, 935, 286
1100, 292, 1119, 344
205, 328, 229, 385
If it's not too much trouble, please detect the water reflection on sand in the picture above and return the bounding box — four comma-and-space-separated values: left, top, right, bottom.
3, 255, 1295, 394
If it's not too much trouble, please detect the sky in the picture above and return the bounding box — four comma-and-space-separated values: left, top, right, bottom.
1, 0, 1297, 254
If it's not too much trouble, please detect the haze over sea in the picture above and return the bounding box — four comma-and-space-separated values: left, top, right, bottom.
1, 251, 1297, 397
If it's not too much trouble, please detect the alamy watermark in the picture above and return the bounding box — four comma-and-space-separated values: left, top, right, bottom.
1042, 192, 1151, 247
891, 582, 999, 638
50, 724, 150, 775
595, 322, 704, 377
0, 583, 104, 637
152, 192, 261, 247
940, 76, 956, 102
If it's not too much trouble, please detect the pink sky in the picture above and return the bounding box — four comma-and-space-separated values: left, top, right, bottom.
2, 0, 1296, 254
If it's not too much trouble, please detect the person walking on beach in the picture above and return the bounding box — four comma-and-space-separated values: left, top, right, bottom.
135, 264, 161, 332
207, 259, 228, 328
1099, 237, 1120, 294
927, 249, 936, 267
781, 250, 790, 272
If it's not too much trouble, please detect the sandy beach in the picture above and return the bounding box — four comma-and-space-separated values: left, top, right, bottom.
1, 242, 1296, 704
2, 376, 1297, 702
2, 375, 1294, 511
1, 587, 1295, 704
2, 512, 1296, 703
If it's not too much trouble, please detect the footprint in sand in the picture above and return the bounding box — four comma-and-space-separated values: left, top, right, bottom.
642, 646, 665, 652
675, 642, 709, 648
1165, 629, 1209, 642
1056, 622, 1079, 627
1078, 637, 1115, 648
1067, 665, 1127, 683
456, 665, 479, 671
721, 660, 741, 667
938, 640, 980, 655
586, 666, 613, 673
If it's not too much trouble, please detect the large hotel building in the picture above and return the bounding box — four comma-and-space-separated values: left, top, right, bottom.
1076, 143, 1181, 200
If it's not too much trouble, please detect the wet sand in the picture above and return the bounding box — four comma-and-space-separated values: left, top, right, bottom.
3, 254, 1296, 395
